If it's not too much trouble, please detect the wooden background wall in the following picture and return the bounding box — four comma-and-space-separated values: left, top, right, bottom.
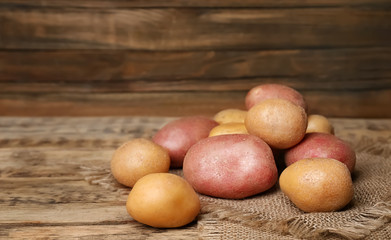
0, 0, 390, 117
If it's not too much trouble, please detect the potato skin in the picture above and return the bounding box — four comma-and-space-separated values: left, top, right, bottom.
153, 116, 218, 168
306, 114, 334, 134
245, 98, 307, 149
110, 138, 170, 187
245, 84, 307, 111
183, 134, 278, 199
208, 122, 248, 137
284, 132, 356, 172
126, 173, 200, 228
213, 108, 247, 124
279, 158, 354, 212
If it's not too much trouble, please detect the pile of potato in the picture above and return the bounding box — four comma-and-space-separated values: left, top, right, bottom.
110, 84, 356, 228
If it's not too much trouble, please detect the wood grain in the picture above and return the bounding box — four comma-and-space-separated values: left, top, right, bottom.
0, 117, 390, 239
1, 48, 390, 92
1, 90, 390, 118
1, 0, 390, 8
1, 8, 390, 50
0, 2, 389, 118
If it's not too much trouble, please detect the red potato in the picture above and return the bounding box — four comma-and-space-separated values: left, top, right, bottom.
284, 132, 356, 173
183, 134, 278, 199
245, 83, 307, 111
153, 116, 218, 168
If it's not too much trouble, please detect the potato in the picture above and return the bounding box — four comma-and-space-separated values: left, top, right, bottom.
245, 84, 307, 111
279, 158, 354, 212
111, 138, 170, 187
153, 116, 218, 168
245, 98, 307, 149
284, 132, 356, 172
306, 114, 334, 134
183, 134, 278, 199
208, 122, 248, 137
213, 108, 247, 124
126, 173, 200, 228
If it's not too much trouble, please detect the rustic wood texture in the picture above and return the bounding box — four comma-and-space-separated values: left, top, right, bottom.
0, 1, 390, 117
2, 8, 391, 50
1, 0, 391, 8
0, 116, 390, 239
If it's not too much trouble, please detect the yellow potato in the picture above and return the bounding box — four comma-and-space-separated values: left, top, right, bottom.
111, 138, 170, 187
208, 122, 248, 137
279, 158, 354, 212
126, 173, 200, 228
306, 114, 334, 134
213, 108, 247, 124
245, 98, 307, 149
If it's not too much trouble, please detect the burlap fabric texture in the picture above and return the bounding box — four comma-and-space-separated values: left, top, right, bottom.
83, 119, 391, 239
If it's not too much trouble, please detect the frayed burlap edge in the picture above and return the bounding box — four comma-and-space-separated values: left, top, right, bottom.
198, 201, 391, 240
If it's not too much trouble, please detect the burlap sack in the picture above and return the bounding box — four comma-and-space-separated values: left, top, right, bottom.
83, 118, 391, 239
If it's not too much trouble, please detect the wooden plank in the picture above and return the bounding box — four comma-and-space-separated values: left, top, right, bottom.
1, 48, 390, 92
0, 148, 113, 176
1, 224, 198, 240
1, 8, 390, 50
0, 117, 173, 147
0, 178, 127, 205
0, 90, 390, 117
1, 0, 390, 8
0, 203, 129, 224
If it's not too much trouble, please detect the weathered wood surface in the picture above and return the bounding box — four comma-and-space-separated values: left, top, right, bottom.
0, 117, 390, 239
0, 1, 390, 117
1, 48, 390, 91
1, 8, 391, 50
1, 90, 390, 118
1, 0, 390, 8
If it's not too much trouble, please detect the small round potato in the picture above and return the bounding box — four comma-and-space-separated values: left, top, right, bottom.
284, 132, 356, 172
110, 138, 170, 187
126, 173, 200, 228
306, 114, 334, 134
183, 134, 278, 199
245, 84, 307, 111
213, 108, 247, 124
279, 158, 354, 212
153, 116, 218, 168
245, 98, 307, 149
208, 122, 248, 137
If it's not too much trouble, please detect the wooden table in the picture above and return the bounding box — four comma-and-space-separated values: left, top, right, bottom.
0, 117, 390, 239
